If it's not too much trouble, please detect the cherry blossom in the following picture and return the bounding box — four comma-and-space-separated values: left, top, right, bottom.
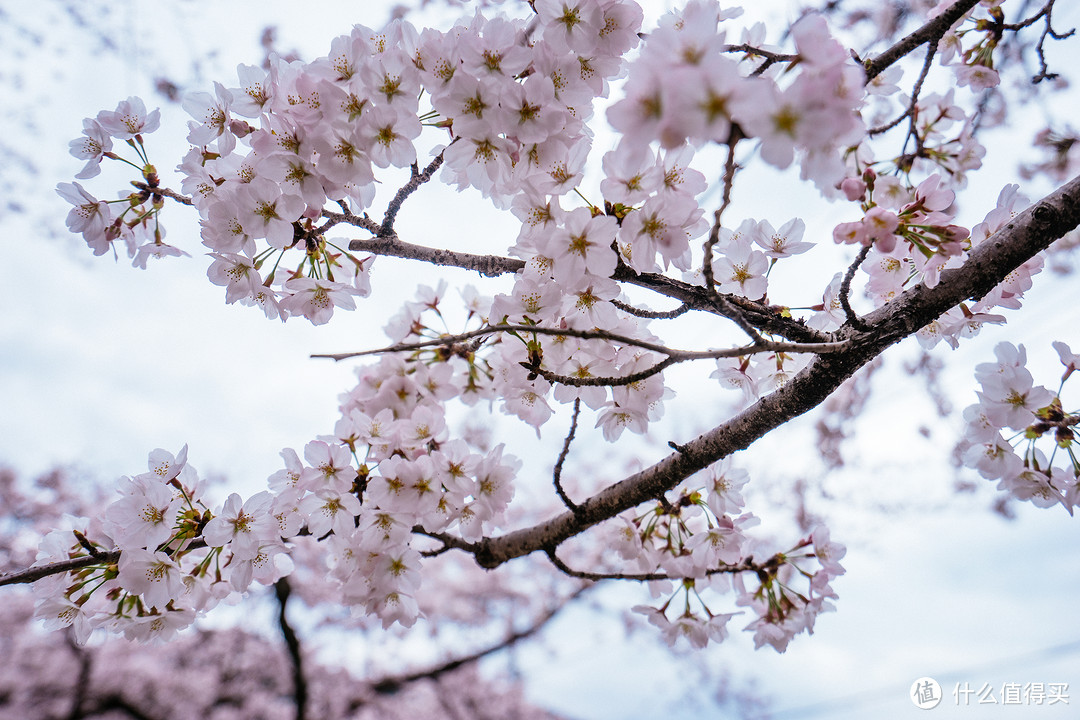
25, 0, 1080, 669
69, 118, 113, 179
96, 96, 161, 140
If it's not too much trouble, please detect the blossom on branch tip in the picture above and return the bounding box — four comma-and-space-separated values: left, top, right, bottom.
69, 118, 113, 179
96, 96, 161, 140
57, 182, 113, 253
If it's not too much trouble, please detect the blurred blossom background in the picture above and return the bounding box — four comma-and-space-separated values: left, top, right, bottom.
1, 1, 1078, 718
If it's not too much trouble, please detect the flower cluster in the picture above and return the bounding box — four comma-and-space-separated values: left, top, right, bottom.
32, 447, 291, 645
961, 342, 1079, 514
31, 326, 522, 638
40, 0, 1079, 660
58, 2, 643, 324
840, 181, 1041, 350
834, 173, 968, 257
490, 198, 680, 435
618, 459, 846, 651
608, 7, 865, 192
58, 97, 187, 267
935, 2, 1006, 91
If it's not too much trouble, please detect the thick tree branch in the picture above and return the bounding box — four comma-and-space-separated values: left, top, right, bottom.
864, 0, 981, 81
468, 174, 1080, 569
0, 551, 121, 587
275, 578, 307, 720
348, 231, 525, 277
1, 539, 208, 587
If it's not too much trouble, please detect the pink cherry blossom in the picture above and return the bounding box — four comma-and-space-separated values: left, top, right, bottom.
96, 96, 161, 139
69, 118, 113, 179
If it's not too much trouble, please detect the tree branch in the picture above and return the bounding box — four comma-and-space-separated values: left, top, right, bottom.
1, 539, 208, 587
65, 633, 92, 720
347, 231, 526, 277
467, 173, 1080, 570
312, 323, 848, 364
616, 269, 835, 344
544, 547, 761, 582
838, 244, 872, 331
552, 399, 582, 512
868, 40, 938, 137
0, 551, 121, 587
864, 0, 981, 81
379, 150, 447, 237
366, 585, 588, 695
610, 299, 690, 319
274, 578, 307, 720
342, 232, 832, 343
83, 695, 158, 720
1029, 0, 1076, 83
130, 181, 193, 206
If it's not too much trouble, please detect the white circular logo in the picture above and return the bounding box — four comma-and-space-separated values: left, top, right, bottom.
911, 677, 943, 709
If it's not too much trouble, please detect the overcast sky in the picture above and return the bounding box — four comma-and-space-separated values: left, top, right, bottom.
1, 1, 1078, 718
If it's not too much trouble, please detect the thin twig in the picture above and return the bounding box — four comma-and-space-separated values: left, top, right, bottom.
312, 323, 851, 364
1029, 1, 1075, 83
702, 131, 742, 296
366, 585, 588, 695
868, 41, 937, 137
318, 206, 382, 236
610, 299, 691, 319
130, 182, 193, 206
537, 356, 680, 388
552, 399, 582, 512
544, 547, 762, 582
379, 150, 447, 237
722, 43, 799, 76
838, 245, 872, 331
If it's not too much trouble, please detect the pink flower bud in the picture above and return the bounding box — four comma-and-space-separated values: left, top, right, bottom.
841, 177, 866, 201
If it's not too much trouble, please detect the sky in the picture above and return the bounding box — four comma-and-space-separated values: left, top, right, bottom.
1, 1, 1079, 718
